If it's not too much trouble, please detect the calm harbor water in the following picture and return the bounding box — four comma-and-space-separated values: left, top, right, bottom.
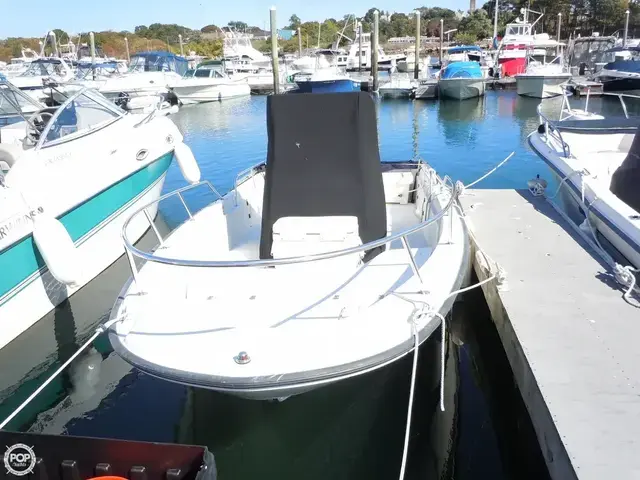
5, 90, 631, 479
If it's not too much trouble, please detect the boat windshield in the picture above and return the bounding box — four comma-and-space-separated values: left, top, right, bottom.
0, 80, 42, 123
505, 24, 531, 36
128, 53, 188, 75
569, 38, 617, 67
20, 60, 67, 77
38, 89, 124, 148
75, 62, 120, 79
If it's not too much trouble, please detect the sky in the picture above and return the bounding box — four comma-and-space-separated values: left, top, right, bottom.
0, 0, 484, 38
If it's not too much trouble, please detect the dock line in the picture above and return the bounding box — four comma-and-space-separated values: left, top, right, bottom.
0, 316, 125, 430
527, 175, 639, 304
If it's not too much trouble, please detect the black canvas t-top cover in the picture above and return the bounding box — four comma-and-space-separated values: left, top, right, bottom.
259, 92, 387, 260
610, 125, 640, 214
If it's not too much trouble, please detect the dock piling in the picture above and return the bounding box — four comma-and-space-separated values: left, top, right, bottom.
270, 6, 280, 94
358, 22, 363, 72
124, 37, 130, 62
557, 13, 561, 55
372, 10, 379, 93
439, 19, 443, 65
414, 11, 421, 80
298, 27, 302, 57
179, 34, 184, 56
624, 10, 630, 46
89, 32, 96, 65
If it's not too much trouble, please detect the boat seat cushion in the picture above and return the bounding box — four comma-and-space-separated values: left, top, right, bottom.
271, 216, 362, 259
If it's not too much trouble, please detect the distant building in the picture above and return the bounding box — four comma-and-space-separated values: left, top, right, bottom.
388, 36, 440, 44
278, 29, 296, 41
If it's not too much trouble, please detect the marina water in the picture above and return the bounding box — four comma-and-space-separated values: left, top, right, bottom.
4, 90, 631, 479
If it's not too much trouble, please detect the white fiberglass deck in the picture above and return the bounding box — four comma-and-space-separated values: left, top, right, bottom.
110, 167, 469, 397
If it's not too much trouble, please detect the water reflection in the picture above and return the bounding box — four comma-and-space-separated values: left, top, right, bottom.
437, 97, 485, 147
0, 220, 169, 432
176, 335, 457, 480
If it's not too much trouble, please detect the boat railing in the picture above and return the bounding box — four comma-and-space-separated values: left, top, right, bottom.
539, 88, 640, 157
120, 165, 461, 289
537, 102, 572, 157
559, 86, 640, 121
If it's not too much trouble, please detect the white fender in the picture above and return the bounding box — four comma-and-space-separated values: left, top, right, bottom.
69, 347, 102, 402
174, 142, 201, 184
32, 215, 81, 286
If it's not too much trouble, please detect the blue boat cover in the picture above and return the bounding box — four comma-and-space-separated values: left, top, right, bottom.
448, 45, 482, 54
441, 61, 483, 79
603, 59, 640, 73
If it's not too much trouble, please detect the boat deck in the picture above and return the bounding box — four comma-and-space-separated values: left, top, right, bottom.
460, 189, 640, 480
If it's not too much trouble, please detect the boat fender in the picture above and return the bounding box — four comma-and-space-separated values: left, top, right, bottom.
537, 123, 546, 134
174, 142, 201, 184
69, 347, 102, 402
33, 215, 81, 286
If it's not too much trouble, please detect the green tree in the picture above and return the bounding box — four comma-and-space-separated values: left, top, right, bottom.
288, 14, 302, 29
455, 32, 477, 44
228, 21, 248, 31
201, 25, 219, 33
458, 10, 493, 39
52, 28, 69, 43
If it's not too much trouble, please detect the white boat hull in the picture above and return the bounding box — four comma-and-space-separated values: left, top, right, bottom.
415, 82, 438, 99
529, 133, 640, 269
109, 166, 469, 401
172, 82, 251, 104
0, 172, 167, 350
516, 74, 571, 98
379, 87, 414, 99
438, 78, 485, 100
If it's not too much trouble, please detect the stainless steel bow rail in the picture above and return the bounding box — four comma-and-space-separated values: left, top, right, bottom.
538, 89, 640, 159
561, 88, 640, 121
121, 164, 461, 290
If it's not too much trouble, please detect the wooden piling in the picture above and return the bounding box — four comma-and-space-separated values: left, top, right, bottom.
270, 6, 280, 94
414, 11, 421, 80
372, 10, 379, 93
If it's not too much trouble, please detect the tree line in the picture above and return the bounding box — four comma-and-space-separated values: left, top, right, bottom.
1, 0, 635, 63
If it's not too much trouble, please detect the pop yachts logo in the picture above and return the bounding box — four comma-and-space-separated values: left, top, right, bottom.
4, 444, 36, 476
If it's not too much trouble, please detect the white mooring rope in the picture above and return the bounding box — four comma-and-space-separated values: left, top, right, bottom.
528, 175, 640, 302
397, 156, 512, 480
0, 317, 123, 430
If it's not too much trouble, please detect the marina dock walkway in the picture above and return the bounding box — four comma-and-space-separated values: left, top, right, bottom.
460, 189, 640, 480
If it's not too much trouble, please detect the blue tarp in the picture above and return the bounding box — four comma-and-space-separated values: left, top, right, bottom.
441, 61, 483, 79
604, 59, 640, 72
448, 45, 482, 54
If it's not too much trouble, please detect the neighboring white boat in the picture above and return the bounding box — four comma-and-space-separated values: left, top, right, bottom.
414, 79, 439, 99
0, 49, 41, 78
397, 53, 430, 74
516, 46, 571, 98
9, 58, 74, 102
529, 94, 640, 268
108, 92, 469, 401
172, 61, 251, 104
0, 79, 200, 350
64, 51, 188, 111
379, 75, 416, 98
222, 28, 271, 71
344, 30, 406, 71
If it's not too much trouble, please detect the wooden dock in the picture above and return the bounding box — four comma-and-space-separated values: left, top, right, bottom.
485, 77, 517, 90
568, 78, 604, 97
460, 189, 640, 480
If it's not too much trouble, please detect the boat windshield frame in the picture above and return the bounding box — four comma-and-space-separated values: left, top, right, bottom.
0, 79, 44, 121
120, 161, 461, 286
36, 87, 126, 150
